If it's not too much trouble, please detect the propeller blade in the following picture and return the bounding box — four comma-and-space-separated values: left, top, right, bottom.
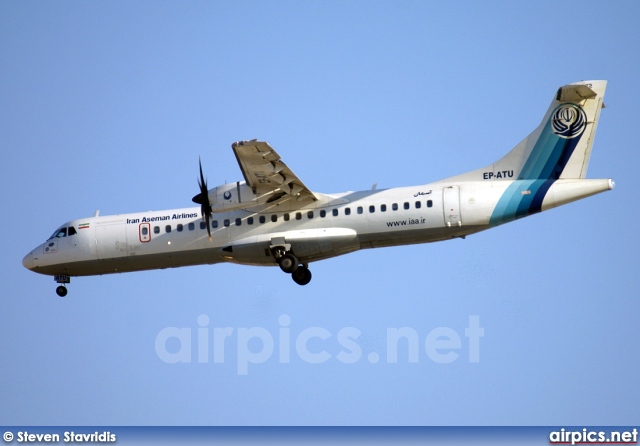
193, 158, 212, 242
204, 206, 211, 242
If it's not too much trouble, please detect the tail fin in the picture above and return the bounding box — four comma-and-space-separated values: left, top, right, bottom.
443, 80, 607, 182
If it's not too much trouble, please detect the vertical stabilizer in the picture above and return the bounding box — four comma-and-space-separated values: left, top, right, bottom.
441, 80, 607, 183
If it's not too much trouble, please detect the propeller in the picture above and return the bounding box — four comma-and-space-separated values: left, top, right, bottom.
192, 158, 212, 241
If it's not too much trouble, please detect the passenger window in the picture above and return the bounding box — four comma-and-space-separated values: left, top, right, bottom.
345, 208, 351, 216
259, 215, 266, 224
415, 201, 421, 209
200, 222, 206, 230
165, 225, 171, 233
307, 211, 314, 219
381, 204, 387, 212
284, 213, 290, 221
332, 209, 338, 217
188, 222, 195, 231
369, 205, 375, 213
235, 218, 242, 226
248, 217, 254, 225
212, 220, 218, 229
357, 206, 363, 214
320, 210, 326, 218
224, 219, 230, 227
154, 226, 160, 234
392, 203, 398, 211
427, 200, 433, 208
67, 227, 77, 236
296, 212, 302, 220
403, 202, 410, 210
141, 227, 148, 236
177, 224, 183, 232
269, 214, 276, 222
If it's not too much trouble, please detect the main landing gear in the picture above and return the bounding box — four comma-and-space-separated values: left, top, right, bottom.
291, 265, 312, 286
271, 246, 312, 286
54, 274, 70, 297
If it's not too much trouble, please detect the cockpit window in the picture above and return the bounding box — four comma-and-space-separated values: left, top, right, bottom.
47, 226, 78, 240
48, 228, 67, 239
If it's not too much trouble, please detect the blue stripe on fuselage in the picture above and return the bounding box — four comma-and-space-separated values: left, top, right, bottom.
489, 179, 557, 226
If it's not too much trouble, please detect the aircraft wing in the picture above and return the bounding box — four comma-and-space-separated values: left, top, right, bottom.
232, 140, 317, 203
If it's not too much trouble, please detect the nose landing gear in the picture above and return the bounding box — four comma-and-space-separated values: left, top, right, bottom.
54, 274, 70, 297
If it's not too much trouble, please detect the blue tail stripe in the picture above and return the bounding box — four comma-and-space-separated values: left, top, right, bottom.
515, 180, 544, 218
490, 103, 586, 226
490, 179, 559, 226
490, 180, 535, 226
529, 179, 555, 214
518, 105, 585, 181
519, 127, 556, 179
549, 137, 581, 179
537, 138, 566, 179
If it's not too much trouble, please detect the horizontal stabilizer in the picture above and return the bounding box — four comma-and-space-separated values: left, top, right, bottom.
556, 84, 597, 102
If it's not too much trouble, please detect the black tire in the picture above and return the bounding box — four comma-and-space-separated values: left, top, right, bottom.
292, 266, 312, 286
56, 286, 68, 297
278, 253, 299, 274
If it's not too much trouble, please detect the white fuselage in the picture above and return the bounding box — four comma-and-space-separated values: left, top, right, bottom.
21, 80, 614, 293
22, 178, 612, 278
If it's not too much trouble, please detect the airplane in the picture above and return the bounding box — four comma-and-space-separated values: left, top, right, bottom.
23, 80, 614, 297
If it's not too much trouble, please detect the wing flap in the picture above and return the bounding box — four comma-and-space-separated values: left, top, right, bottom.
232, 140, 316, 203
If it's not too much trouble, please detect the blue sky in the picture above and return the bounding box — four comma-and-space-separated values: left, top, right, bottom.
1, 1, 639, 426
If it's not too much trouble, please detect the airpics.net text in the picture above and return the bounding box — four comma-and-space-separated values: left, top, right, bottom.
155, 315, 484, 375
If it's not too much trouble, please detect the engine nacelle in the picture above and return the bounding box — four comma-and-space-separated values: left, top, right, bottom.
208, 181, 268, 213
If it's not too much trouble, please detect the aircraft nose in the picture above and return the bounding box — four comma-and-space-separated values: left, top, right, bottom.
22, 252, 35, 270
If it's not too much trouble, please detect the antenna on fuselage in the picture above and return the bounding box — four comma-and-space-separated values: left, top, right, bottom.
94, 210, 100, 217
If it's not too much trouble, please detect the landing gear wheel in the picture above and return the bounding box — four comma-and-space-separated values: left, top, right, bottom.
56, 286, 68, 297
272, 246, 286, 260
278, 253, 299, 274
292, 266, 312, 286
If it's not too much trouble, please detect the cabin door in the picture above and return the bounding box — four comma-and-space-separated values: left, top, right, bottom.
443, 186, 461, 227
96, 221, 128, 259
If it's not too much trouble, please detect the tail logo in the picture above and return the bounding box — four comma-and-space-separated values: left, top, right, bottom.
551, 104, 587, 139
